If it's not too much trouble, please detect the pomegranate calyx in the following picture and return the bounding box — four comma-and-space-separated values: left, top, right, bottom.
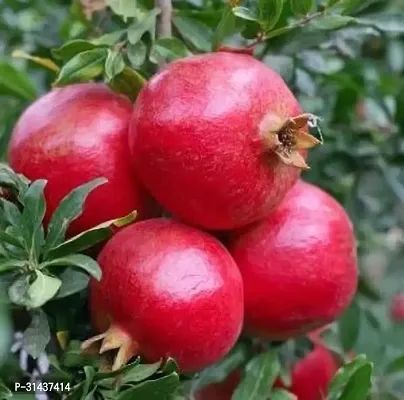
261, 113, 322, 170
81, 325, 138, 371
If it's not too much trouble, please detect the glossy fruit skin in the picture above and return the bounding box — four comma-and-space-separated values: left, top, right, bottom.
195, 370, 241, 400
130, 51, 306, 230
283, 343, 339, 400
391, 293, 404, 322
90, 218, 244, 372
9, 83, 152, 236
228, 180, 358, 340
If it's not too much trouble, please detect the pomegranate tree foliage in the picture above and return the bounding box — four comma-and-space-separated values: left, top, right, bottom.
1, 0, 404, 398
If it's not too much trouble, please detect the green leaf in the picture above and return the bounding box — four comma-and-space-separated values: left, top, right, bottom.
341, 0, 367, 14
95, 358, 141, 380
173, 15, 213, 52
271, 388, 297, 400
0, 62, 37, 101
127, 41, 147, 68
0, 379, 12, 399
54, 268, 90, 299
338, 301, 361, 352
43, 178, 107, 258
8, 275, 31, 307
339, 363, 373, 400
0, 303, 12, 365
213, 6, 237, 50
22, 309, 50, 358
258, 0, 284, 32
232, 351, 280, 400
386, 355, 404, 375
121, 361, 162, 384
150, 38, 191, 64
27, 270, 62, 308
1, 199, 23, 227
127, 9, 161, 44
0, 259, 26, 273
92, 30, 126, 46
40, 254, 102, 281
117, 373, 180, 400
105, 51, 126, 83
232, 7, 258, 22
106, 0, 142, 21
54, 48, 108, 86
0, 231, 24, 250
22, 179, 47, 235
47, 210, 137, 259
328, 355, 373, 400
52, 40, 99, 62
290, 0, 313, 16
311, 15, 355, 30
109, 67, 146, 102
357, 14, 404, 33
195, 343, 249, 390
83, 366, 96, 398
11, 50, 59, 73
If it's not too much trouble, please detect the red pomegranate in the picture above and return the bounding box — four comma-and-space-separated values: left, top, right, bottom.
195, 342, 339, 400
280, 342, 339, 400
9, 83, 152, 236
129, 51, 320, 230
83, 219, 244, 372
391, 293, 404, 322
228, 180, 358, 340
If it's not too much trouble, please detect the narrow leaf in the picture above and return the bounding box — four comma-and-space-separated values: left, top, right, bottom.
258, 0, 284, 32
232, 7, 258, 21
121, 361, 162, 384
40, 254, 102, 281
232, 351, 280, 400
117, 373, 180, 400
0, 259, 26, 273
52, 40, 99, 62
22, 309, 50, 358
271, 388, 297, 400
109, 67, 146, 102
311, 15, 355, 30
53, 48, 108, 86
127, 9, 161, 44
54, 268, 90, 299
92, 30, 126, 46
173, 15, 213, 52
127, 41, 147, 68
0, 231, 24, 249
339, 363, 373, 400
44, 177, 107, 257
150, 38, 191, 64
12, 50, 59, 73
213, 6, 237, 50
105, 51, 126, 83
27, 270, 62, 308
338, 301, 361, 351
47, 210, 137, 259
0, 62, 37, 101
290, 0, 314, 16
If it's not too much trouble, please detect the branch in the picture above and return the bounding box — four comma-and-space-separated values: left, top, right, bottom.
155, 0, 172, 67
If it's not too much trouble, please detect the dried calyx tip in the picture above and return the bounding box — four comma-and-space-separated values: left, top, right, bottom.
262, 113, 322, 170
81, 325, 138, 371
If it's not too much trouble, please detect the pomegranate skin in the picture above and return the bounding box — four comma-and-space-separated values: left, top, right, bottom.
130, 52, 306, 230
391, 293, 404, 322
228, 180, 358, 340
90, 219, 244, 372
9, 83, 152, 236
195, 370, 241, 400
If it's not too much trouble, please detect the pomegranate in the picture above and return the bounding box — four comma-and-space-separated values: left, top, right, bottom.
129, 51, 320, 230
195, 370, 241, 400
391, 293, 404, 322
228, 180, 358, 340
82, 219, 244, 372
279, 342, 339, 400
9, 83, 152, 236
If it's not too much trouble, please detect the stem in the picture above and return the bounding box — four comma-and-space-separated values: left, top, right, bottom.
155, 0, 172, 67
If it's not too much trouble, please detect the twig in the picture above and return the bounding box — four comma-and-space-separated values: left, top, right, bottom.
249, 11, 323, 48
155, 0, 172, 68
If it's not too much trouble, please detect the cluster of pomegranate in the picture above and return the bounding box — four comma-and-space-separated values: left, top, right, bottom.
9, 50, 358, 398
